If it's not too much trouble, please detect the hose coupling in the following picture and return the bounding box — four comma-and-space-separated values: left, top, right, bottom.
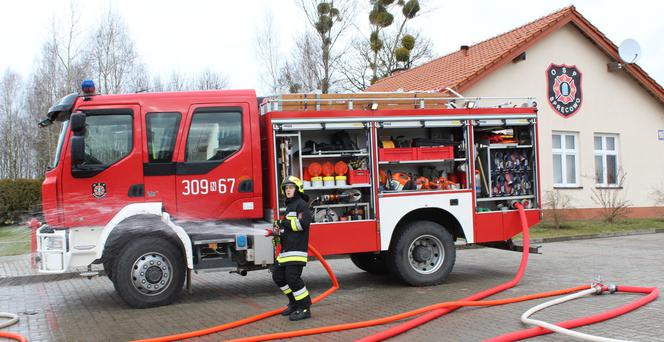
608, 283, 617, 294
592, 284, 604, 295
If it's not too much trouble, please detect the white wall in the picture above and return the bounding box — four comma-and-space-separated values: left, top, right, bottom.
464, 24, 664, 208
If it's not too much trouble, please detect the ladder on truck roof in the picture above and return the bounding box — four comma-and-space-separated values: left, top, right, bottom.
260, 92, 536, 114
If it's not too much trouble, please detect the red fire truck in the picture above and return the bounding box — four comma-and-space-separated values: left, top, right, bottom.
35, 83, 541, 308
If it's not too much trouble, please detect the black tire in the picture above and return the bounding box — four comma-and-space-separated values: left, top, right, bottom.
103, 256, 116, 281
113, 237, 185, 308
388, 220, 455, 286
350, 252, 389, 274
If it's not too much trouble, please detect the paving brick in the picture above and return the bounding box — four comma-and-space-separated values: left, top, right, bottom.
0, 234, 663, 341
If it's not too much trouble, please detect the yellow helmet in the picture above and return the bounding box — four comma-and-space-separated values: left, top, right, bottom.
281, 175, 304, 194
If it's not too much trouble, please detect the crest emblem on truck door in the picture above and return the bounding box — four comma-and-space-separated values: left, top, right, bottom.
92, 182, 107, 199
546, 64, 583, 118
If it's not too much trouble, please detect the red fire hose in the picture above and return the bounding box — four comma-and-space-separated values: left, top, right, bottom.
487, 285, 659, 341
0, 331, 27, 342
226, 203, 657, 342
356, 202, 533, 341
133, 244, 338, 342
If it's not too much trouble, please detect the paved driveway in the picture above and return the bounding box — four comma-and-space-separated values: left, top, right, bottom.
1, 233, 662, 341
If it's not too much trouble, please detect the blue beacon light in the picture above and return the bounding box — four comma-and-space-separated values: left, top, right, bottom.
81, 80, 95, 94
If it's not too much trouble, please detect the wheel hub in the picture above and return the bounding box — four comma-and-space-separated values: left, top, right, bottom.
413, 246, 432, 262
145, 266, 163, 284
407, 234, 445, 275
131, 252, 172, 296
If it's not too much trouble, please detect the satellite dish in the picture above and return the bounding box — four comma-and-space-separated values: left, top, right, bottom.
618, 39, 641, 63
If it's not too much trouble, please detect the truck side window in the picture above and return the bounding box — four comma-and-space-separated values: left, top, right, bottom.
146, 113, 181, 162
185, 110, 242, 162
83, 114, 133, 165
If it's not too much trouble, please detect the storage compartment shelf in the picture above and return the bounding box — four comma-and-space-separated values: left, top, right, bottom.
476, 195, 535, 202
305, 184, 371, 190
312, 202, 370, 209
302, 153, 368, 159
487, 144, 533, 149
379, 158, 465, 165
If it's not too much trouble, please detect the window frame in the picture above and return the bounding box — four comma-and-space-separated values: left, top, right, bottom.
594, 133, 620, 187
184, 107, 243, 163
146, 112, 182, 163
176, 107, 244, 176
552, 131, 580, 188
71, 109, 134, 178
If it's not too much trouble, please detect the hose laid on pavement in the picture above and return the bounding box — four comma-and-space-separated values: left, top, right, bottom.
357, 202, 533, 341
488, 285, 659, 341
225, 285, 591, 342
136, 203, 657, 342
519, 286, 633, 342
226, 202, 535, 341
0, 311, 27, 342
133, 244, 338, 342
0, 312, 18, 329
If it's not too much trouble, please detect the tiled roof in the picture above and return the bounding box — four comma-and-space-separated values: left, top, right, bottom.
366, 6, 664, 105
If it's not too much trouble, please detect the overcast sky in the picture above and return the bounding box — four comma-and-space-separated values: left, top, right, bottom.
1, 0, 662, 96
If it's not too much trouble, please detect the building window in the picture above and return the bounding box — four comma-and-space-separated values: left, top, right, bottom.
594, 134, 619, 186
552, 132, 579, 187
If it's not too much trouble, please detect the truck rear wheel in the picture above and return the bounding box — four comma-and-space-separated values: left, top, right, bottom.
113, 237, 185, 308
350, 252, 389, 274
389, 220, 455, 286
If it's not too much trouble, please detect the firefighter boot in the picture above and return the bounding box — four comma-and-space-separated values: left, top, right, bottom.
281, 294, 297, 316
289, 307, 311, 321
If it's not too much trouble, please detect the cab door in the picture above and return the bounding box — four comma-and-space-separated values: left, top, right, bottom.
174, 104, 259, 220
61, 106, 144, 227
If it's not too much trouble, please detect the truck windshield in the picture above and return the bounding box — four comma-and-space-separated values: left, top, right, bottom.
51, 120, 69, 169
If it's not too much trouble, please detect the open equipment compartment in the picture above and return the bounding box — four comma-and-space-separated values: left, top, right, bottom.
473, 118, 539, 212
273, 121, 376, 223
376, 119, 470, 193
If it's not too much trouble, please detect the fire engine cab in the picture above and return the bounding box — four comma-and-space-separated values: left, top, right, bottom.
36, 82, 541, 308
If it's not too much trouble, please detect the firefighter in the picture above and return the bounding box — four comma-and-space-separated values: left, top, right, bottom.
266, 175, 313, 321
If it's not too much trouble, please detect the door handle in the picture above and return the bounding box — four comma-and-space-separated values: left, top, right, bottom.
128, 184, 144, 197
238, 179, 253, 193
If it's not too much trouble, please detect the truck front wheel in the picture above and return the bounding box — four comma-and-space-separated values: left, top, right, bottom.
113, 237, 185, 308
389, 220, 455, 286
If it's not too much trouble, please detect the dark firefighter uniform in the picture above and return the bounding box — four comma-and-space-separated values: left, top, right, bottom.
271, 176, 313, 321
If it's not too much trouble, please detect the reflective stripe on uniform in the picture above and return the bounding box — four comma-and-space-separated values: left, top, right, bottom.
278, 251, 308, 258
293, 287, 310, 301
277, 251, 308, 264
280, 284, 292, 295
286, 212, 303, 231
288, 217, 303, 231
277, 255, 308, 263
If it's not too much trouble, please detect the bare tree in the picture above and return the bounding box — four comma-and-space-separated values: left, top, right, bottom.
193, 68, 229, 90
651, 184, 664, 206
295, 0, 357, 93
341, 0, 433, 90
255, 10, 284, 94
25, 2, 90, 173
590, 169, 631, 223
543, 189, 571, 229
89, 7, 141, 94
127, 62, 151, 93
166, 70, 188, 92
0, 70, 37, 179
278, 32, 324, 93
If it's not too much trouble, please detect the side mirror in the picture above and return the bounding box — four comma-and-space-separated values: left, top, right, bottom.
70, 112, 86, 134
71, 136, 85, 165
